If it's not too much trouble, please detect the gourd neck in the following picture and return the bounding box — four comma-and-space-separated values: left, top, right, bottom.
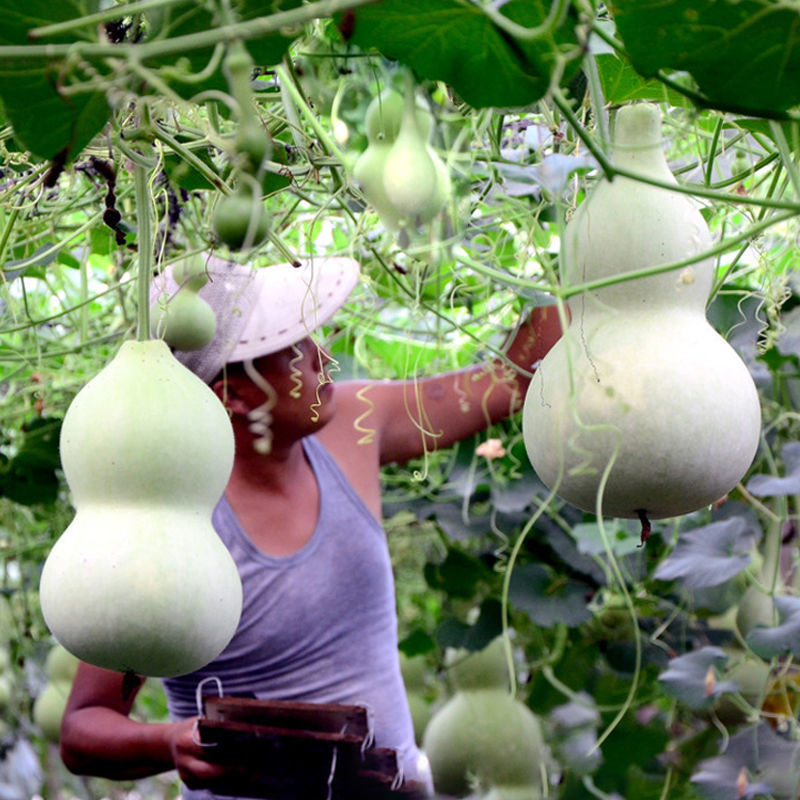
611, 104, 673, 180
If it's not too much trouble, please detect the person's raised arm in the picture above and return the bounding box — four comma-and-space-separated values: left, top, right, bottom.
60, 663, 228, 789
339, 303, 564, 466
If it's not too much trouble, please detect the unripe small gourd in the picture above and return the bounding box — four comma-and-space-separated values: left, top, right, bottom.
151, 257, 217, 352
381, 81, 449, 227
353, 88, 441, 232
33, 680, 72, 743
45, 643, 79, 684
446, 635, 511, 693
39, 339, 242, 678
522, 103, 761, 520
423, 637, 545, 797
212, 187, 270, 252
365, 88, 434, 143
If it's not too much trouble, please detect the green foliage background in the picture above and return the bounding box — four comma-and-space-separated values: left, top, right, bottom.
1, 1, 800, 798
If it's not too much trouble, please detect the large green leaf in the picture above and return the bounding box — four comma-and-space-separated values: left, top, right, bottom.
610, 0, 800, 115
345, 0, 582, 109
0, 0, 110, 161
144, 0, 303, 100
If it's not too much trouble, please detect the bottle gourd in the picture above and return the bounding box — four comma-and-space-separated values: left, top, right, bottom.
39, 340, 242, 677
522, 103, 761, 521
422, 637, 546, 797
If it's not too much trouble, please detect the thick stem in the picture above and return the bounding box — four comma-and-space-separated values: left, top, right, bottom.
133, 162, 153, 342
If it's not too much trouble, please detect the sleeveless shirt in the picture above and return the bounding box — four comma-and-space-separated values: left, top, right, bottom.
162, 435, 427, 799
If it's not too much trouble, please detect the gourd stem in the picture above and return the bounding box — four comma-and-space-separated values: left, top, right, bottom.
551, 88, 613, 180
703, 117, 724, 187
276, 62, 349, 167
768, 120, 800, 199
133, 161, 153, 342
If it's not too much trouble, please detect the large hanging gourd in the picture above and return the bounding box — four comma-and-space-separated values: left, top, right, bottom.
522, 103, 761, 522
39, 339, 242, 678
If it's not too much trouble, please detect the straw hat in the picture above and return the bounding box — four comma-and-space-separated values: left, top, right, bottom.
150, 253, 360, 383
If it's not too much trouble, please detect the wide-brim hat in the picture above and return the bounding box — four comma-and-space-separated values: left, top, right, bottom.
150, 253, 360, 383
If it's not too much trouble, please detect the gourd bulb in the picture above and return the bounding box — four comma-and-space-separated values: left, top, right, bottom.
522, 103, 761, 520
40, 340, 242, 677
365, 88, 434, 143
33, 681, 71, 743
422, 689, 546, 797
45, 644, 79, 683
151, 288, 217, 351
353, 142, 404, 231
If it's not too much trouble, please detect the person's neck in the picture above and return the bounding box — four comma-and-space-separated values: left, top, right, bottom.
226, 419, 311, 494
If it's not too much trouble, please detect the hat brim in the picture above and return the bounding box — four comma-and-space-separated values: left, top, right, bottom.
151, 254, 360, 383
227, 255, 360, 361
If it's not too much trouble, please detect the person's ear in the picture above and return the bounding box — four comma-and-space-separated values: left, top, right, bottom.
212, 376, 250, 416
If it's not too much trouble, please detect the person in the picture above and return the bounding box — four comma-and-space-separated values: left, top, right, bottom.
57, 252, 563, 799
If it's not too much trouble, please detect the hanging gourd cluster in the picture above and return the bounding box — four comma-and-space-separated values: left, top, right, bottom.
38, 99, 762, 683
352, 80, 451, 234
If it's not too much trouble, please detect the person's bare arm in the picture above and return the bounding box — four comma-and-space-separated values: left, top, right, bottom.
60, 663, 228, 789
336, 303, 564, 466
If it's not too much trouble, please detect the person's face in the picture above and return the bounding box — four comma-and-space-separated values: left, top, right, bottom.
244, 336, 337, 433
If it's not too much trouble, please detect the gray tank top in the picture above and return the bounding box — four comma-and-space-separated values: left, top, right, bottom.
162, 435, 424, 798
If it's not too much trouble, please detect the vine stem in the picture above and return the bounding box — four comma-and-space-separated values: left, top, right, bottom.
276, 62, 349, 167
133, 161, 153, 342
11, 0, 380, 60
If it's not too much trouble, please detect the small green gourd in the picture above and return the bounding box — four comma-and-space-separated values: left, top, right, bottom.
522, 103, 761, 521
39, 339, 242, 678
212, 186, 270, 251
382, 83, 439, 222
422, 637, 546, 797
151, 257, 217, 351
223, 40, 272, 175
33, 680, 72, 743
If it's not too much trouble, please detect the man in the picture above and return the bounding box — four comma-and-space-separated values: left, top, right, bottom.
58, 253, 563, 798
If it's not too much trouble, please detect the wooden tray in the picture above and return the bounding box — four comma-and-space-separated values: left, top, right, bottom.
195, 696, 427, 799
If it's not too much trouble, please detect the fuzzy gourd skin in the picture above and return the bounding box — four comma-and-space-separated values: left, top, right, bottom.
150, 288, 217, 352
522, 104, 761, 520
422, 637, 544, 797
422, 689, 546, 797
40, 340, 242, 678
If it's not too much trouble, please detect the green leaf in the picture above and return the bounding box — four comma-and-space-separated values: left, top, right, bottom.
658, 646, 736, 710
595, 52, 687, 106
144, 0, 302, 100
610, 0, 800, 115
746, 442, 800, 498
0, 1, 110, 161
692, 723, 800, 800
746, 595, 800, 659
570, 520, 643, 557
509, 562, 592, 628
653, 518, 755, 588
425, 546, 490, 598
398, 628, 436, 657
345, 0, 582, 109
435, 597, 503, 652
0, 417, 62, 505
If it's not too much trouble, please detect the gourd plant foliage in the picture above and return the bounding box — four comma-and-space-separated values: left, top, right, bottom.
0, 1, 799, 798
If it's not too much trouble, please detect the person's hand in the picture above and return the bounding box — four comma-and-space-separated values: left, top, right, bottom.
166, 718, 233, 789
